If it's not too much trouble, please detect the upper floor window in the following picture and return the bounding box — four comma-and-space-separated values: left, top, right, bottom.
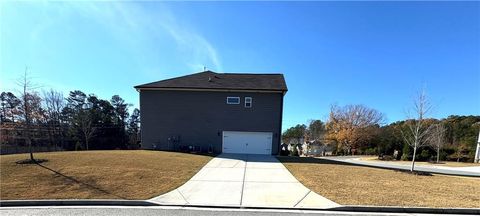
227, 97, 240, 104
245, 97, 252, 108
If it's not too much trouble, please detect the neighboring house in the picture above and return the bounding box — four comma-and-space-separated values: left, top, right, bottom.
284, 138, 304, 155
134, 71, 288, 155
302, 140, 335, 157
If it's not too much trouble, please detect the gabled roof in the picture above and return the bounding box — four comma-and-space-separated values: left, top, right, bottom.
134, 71, 288, 92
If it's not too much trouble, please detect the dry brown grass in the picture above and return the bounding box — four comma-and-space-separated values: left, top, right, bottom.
0, 150, 213, 200
278, 157, 480, 208
361, 156, 480, 167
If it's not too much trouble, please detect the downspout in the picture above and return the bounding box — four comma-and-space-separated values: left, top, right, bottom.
136, 88, 143, 149
277, 91, 285, 155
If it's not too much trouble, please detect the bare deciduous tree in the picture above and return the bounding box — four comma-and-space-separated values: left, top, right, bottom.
401, 89, 435, 171
428, 123, 446, 163
16, 68, 41, 161
43, 89, 65, 150
453, 143, 469, 162
77, 110, 96, 150
327, 104, 384, 155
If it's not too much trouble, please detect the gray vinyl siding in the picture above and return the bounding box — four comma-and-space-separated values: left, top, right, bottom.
139, 90, 283, 154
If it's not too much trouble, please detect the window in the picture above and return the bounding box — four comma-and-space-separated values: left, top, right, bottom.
226, 97, 240, 104
245, 97, 252, 108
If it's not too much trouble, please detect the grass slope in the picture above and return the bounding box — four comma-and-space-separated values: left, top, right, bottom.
278, 157, 480, 208
0, 150, 213, 200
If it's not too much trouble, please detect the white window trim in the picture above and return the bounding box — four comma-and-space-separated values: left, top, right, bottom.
245, 97, 252, 108
227, 97, 240, 104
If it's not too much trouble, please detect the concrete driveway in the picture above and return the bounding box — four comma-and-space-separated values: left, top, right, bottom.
150, 154, 339, 208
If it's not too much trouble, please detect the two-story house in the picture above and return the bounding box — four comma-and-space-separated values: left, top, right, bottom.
134, 71, 287, 155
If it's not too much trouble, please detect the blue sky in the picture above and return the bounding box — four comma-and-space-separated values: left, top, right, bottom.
1, 1, 479, 130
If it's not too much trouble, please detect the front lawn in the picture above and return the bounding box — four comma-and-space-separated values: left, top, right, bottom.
278, 157, 480, 208
0, 150, 213, 200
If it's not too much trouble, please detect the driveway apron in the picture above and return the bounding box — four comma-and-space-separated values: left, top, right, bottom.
150, 154, 340, 208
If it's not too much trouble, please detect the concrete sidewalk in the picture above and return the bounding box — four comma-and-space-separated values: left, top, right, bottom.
321, 156, 480, 177
150, 154, 339, 208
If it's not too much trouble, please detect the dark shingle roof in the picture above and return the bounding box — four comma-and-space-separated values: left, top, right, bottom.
134, 71, 288, 92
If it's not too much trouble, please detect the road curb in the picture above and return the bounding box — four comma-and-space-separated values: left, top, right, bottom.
0, 199, 158, 207
1, 200, 479, 215
331, 206, 480, 215
172, 204, 480, 214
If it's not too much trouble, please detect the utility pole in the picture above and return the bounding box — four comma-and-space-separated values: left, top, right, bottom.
475, 130, 480, 163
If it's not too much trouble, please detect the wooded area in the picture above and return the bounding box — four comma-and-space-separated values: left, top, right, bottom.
282, 104, 480, 162
0, 81, 140, 155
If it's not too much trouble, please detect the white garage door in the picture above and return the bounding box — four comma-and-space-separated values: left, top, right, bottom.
222, 131, 272, 155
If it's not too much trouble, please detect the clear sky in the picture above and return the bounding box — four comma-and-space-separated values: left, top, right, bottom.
1, 1, 479, 130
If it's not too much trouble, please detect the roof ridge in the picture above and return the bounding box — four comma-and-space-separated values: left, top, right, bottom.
220, 72, 283, 75
134, 71, 216, 88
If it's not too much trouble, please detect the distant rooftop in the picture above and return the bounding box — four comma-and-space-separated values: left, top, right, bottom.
134, 71, 288, 92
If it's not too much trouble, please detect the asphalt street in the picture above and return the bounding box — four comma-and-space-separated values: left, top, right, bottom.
321, 156, 480, 177
0, 206, 468, 216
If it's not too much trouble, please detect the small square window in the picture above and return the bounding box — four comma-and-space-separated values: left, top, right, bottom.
245, 97, 252, 108
227, 97, 240, 104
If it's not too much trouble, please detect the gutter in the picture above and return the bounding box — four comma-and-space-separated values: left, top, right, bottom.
0, 200, 157, 207
134, 87, 286, 94
1, 200, 479, 215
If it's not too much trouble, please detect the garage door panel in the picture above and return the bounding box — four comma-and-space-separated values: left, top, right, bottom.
222, 131, 272, 155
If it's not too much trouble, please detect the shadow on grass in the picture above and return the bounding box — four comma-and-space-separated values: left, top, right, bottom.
35, 162, 127, 199
15, 158, 48, 164
276, 156, 432, 175
277, 156, 365, 166
144, 149, 218, 157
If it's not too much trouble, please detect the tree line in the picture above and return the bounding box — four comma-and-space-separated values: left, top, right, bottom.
282, 94, 480, 164
0, 73, 140, 158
